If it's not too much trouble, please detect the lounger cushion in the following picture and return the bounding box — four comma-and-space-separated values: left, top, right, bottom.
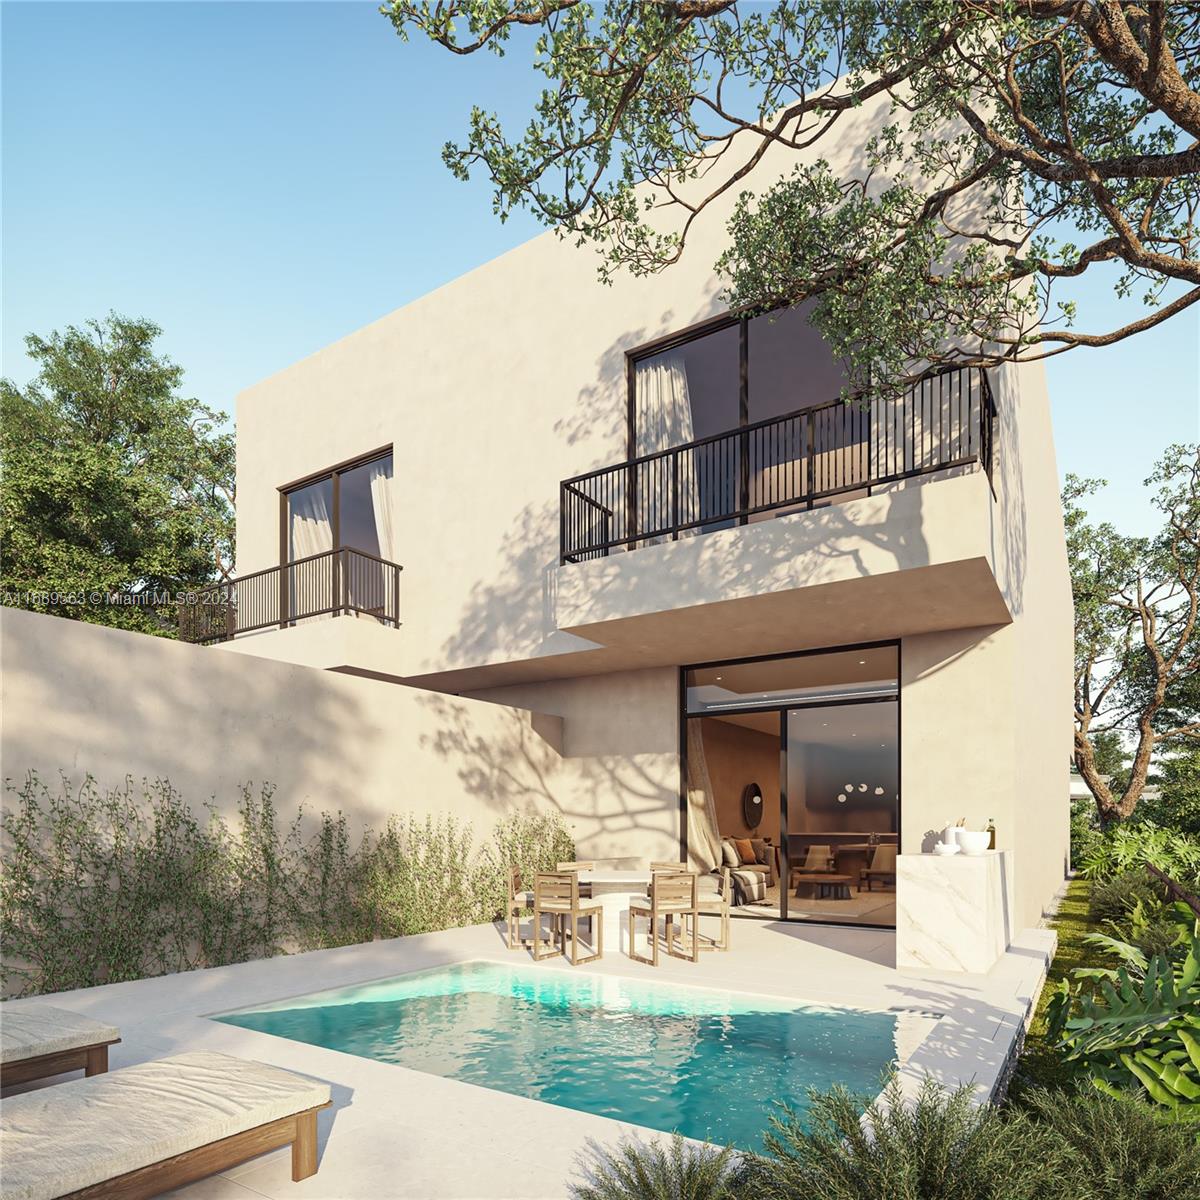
0, 1050, 330, 1200
0, 1003, 119, 1065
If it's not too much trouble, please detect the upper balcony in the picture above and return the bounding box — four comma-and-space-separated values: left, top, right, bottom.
554, 364, 1009, 663
178, 547, 402, 645
561, 365, 995, 564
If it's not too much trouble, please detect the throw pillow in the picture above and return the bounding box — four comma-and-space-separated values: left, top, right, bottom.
721, 840, 740, 868
733, 837, 757, 865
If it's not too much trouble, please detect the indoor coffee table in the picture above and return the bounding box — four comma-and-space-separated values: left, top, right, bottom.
815, 874, 854, 900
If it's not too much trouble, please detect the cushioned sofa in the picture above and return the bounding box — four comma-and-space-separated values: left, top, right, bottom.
718, 837, 778, 905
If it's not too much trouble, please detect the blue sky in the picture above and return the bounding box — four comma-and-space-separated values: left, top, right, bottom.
4, 1, 1197, 535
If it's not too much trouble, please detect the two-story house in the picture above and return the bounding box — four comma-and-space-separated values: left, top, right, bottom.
193, 101, 1072, 943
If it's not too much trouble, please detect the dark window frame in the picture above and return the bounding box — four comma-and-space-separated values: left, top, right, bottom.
678, 638, 902, 932
277, 445, 393, 567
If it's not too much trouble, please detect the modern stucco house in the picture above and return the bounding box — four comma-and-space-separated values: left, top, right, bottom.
168, 92, 1073, 951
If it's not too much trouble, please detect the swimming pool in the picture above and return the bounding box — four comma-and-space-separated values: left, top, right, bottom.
215, 961, 937, 1150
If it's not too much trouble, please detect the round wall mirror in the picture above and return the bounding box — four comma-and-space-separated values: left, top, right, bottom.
741, 782, 764, 830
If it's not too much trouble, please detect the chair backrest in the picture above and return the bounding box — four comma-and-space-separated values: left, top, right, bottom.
650, 860, 691, 874
802, 844, 833, 870
651, 870, 697, 908
536, 871, 579, 907
556, 861, 596, 872
508, 866, 523, 898
870, 844, 898, 871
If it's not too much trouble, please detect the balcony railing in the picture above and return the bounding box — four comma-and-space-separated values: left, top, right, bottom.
179, 547, 402, 644
560, 366, 995, 564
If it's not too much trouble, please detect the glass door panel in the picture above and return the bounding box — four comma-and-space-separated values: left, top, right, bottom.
784, 700, 898, 927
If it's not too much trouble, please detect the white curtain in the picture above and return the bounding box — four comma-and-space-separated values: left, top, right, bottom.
686, 722, 722, 872
289, 486, 332, 560
635, 352, 695, 539
369, 457, 396, 560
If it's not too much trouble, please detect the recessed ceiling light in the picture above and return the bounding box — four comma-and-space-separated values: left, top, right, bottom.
715, 676, 723, 681
858, 659, 866, 664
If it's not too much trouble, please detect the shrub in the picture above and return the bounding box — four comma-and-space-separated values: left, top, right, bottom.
1089, 872, 1165, 925
572, 1136, 747, 1200
1019, 1088, 1200, 1200
0, 772, 574, 997
745, 1078, 1069, 1200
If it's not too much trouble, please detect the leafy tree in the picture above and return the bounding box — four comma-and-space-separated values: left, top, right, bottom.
0, 314, 234, 636
1068, 445, 1200, 824
385, 1, 1200, 391
1142, 743, 1200, 835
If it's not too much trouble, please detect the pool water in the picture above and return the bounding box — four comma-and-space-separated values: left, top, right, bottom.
215, 961, 933, 1150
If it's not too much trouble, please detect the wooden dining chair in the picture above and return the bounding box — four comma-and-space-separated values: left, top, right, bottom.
696, 866, 731, 952
557, 861, 597, 871
533, 872, 604, 965
650, 861, 694, 873
505, 866, 535, 950
629, 870, 699, 966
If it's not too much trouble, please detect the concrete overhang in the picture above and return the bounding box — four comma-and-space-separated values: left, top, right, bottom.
553, 469, 1011, 659
214, 615, 405, 676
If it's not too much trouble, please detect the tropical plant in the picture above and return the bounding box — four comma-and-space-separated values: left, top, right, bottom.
1078, 824, 1200, 886
745, 1078, 1068, 1200
572, 1136, 747, 1200
1089, 872, 1165, 926
1047, 905, 1200, 1122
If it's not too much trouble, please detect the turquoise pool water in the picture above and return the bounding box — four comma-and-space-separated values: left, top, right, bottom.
215, 961, 920, 1150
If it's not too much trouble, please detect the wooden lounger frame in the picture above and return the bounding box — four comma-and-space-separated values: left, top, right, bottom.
60, 1101, 331, 1199
0, 1038, 121, 1090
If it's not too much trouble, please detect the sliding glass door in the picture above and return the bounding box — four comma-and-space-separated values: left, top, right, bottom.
683, 644, 899, 929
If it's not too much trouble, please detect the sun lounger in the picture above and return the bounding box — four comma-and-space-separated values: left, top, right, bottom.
0, 1049, 332, 1200
0, 1004, 120, 1089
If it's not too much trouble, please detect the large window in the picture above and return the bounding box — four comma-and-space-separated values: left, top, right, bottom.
683, 644, 899, 929
281, 449, 395, 564
630, 303, 847, 458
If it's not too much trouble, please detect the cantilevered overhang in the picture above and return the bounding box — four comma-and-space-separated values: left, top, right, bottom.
553, 469, 1011, 661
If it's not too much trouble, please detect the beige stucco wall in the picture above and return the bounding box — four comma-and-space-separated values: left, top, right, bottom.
0, 608, 678, 862
222, 84, 1071, 927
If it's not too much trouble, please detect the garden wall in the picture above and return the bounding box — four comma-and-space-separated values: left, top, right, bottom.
0, 608, 679, 859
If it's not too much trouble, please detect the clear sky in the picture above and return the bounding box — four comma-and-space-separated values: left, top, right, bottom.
4, 1, 1197, 536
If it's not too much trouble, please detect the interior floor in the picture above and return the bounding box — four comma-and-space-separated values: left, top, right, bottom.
730, 882, 897, 927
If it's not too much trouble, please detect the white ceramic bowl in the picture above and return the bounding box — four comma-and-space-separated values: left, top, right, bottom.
958, 830, 991, 856
933, 842, 960, 856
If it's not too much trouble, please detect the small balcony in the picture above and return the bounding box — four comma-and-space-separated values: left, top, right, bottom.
560, 366, 995, 564
179, 547, 402, 645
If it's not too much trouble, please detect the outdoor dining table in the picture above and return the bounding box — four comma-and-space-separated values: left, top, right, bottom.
575, 869, 652, 954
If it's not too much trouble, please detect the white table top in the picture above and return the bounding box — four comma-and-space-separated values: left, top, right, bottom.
576, 870, 650, 886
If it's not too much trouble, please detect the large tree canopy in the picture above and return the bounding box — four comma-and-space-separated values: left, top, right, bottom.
0, 315, 235, 636
385, 0, 1200, 390
1068, 444, 1200, 824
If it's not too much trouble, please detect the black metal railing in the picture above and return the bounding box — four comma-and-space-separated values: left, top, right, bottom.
178, 547, 403, 644
560, 366, 995, 564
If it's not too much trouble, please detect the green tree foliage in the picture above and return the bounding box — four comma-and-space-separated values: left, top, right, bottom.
385, 2, 1200, 390
1066, 446, 1200, 823
1144, 744, 1200, 835
0, 314, 235, 636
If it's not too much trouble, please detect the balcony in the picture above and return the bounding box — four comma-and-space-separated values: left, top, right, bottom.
179, 547, 402, 645
560, 366, 995, 564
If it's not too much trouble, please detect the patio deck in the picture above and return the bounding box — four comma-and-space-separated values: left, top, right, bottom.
1, 916, 1054, 1200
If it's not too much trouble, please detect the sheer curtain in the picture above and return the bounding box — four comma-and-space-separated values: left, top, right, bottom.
368, 457, 396, 560
635, 351, 695, 539
367, 457, 396, 620
289, 486, 332, 559
685, 722, 722, 871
